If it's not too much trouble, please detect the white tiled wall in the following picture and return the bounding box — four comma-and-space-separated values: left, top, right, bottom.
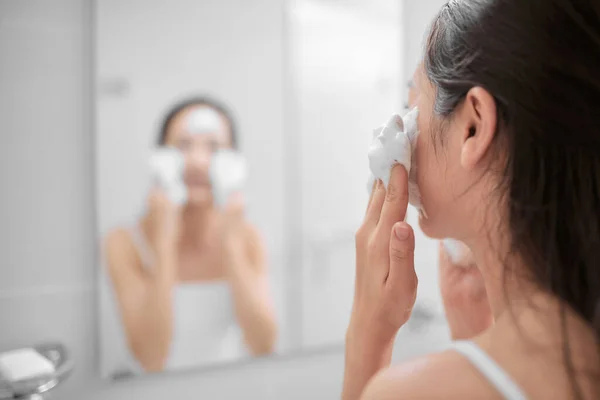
0, 1, 450, 399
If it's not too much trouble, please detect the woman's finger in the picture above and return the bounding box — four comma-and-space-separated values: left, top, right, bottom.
376, 164, 409, 239
226, 191, 245, 212
365, 178, 378, 214
439, 242, 462, 289
364, 179, 386, 227
386, 222, 417, 306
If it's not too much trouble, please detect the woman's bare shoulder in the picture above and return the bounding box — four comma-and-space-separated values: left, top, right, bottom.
361, 350, 498, 400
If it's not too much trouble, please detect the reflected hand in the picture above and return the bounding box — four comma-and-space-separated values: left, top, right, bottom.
216, 192, 277, 355
439, 243, 493, 340
219, 192, 246, 242
346, 165, 418, 379
146, 188, 182, 254
218, 192, 249, 271
221, 192, 245, 231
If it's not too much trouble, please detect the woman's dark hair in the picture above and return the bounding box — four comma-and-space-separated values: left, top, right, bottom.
158, 96, 238, 148
425, 0, 600, 396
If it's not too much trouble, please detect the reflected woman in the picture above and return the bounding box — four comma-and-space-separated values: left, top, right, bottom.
104, 97, 277, 373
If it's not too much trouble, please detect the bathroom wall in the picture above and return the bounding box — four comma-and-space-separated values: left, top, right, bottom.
0, 1, 449, 399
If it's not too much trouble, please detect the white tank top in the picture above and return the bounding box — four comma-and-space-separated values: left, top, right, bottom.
452, 341, 528, 400
101, 225, 247, 379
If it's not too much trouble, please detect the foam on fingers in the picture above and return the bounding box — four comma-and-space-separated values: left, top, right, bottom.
367, 107, 424, 214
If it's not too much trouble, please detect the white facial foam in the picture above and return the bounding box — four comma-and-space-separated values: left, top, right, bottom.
187, 107, 224, 135
209, 149, 247, 208
149, 148, 187, 205
367, 107, 424, 214
442, 238, 473, 267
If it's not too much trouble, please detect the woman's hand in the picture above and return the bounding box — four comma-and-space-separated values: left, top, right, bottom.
438, 243, 493, 340
218, 192, 278, 355
218, 192, 247, 261
221, 192, 245, 231
145, 188, 182, 255
343, 165, 418, 400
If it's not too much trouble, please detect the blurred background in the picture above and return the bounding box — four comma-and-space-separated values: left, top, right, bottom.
0, 0, 448, 398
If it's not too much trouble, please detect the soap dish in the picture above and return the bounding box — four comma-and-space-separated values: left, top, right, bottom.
0, 342, 73, 399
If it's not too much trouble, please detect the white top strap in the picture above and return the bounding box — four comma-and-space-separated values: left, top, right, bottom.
452, 341, 528, 400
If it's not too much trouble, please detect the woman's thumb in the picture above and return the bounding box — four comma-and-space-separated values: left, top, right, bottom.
388, 222, 416, 288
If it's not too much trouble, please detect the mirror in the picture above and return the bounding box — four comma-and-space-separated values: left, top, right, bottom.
95, 0, 288, 379
95, 0, 402, 380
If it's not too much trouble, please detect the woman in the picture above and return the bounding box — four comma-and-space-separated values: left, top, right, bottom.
412, 73, 493, 342
344, 1, 600, 399
104, 97, 277, 373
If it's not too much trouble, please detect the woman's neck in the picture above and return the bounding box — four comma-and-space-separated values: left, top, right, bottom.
465, 227, 600, 389
466, 232, 539, 320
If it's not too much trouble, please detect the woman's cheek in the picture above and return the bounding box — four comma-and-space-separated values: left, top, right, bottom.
415, 141, 434, 213
415, 124, 437, 196
415, 130, 448, 231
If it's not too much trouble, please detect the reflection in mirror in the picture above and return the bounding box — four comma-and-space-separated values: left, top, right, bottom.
95, 0, 287, 380
96, 0, 407, 382
102, 98, 276, 376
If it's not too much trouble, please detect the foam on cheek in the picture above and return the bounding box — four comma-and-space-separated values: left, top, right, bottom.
442, 238, 473, 267
367, 107, 425, 216
149, 148, 188, 205
187, 108, 224, 135
209, 150, 247, 208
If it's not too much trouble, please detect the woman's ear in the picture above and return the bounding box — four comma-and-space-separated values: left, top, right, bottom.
459, 87, 498, 170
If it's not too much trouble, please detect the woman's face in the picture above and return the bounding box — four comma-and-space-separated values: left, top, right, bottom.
411, 66, 496, 241
163, 105, 233, 206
